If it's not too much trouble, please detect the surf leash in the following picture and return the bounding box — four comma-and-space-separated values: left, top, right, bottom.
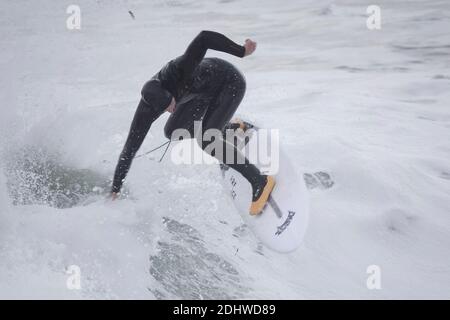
135, 140, 171, 162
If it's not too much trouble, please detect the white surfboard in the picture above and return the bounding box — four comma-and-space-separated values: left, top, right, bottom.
220, 120, 309, 253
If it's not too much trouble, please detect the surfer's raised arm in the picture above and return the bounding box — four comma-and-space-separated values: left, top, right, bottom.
177, 31, 257, 79
111, 100, 162, 196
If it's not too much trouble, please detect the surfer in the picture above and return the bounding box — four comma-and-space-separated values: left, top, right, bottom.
110, 30, 275, 215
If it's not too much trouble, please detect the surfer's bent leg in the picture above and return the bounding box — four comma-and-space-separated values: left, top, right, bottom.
200, 64, 267, 193
164, 61, 266, 196
164, 97, 210, 139
164, 60, 273, 215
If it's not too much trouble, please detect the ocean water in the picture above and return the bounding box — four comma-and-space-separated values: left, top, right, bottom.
0, 0, 449, 299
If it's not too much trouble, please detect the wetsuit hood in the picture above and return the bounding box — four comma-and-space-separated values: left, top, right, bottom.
141, 79, 173, 113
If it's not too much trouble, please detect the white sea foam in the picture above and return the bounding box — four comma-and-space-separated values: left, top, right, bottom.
0, 0, 449, 299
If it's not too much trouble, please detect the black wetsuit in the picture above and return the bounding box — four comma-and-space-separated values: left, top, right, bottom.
112, 31, 265, 196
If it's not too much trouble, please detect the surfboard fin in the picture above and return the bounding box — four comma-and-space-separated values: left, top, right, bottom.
250, 176, 276, 215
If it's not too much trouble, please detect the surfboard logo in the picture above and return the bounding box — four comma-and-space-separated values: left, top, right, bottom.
275, 211, 296, 236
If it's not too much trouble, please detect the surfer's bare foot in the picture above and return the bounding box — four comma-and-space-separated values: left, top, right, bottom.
228, 118, 254, 132
250, 176, 276, 215
232, 118, 248, 131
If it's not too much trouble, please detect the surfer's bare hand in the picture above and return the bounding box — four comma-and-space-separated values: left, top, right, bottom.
110, 192, 119, 201
166, 97, 176, 113
244, 39, 257, 57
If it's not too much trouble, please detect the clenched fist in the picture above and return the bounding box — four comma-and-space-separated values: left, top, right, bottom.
244, 39, 257, 57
